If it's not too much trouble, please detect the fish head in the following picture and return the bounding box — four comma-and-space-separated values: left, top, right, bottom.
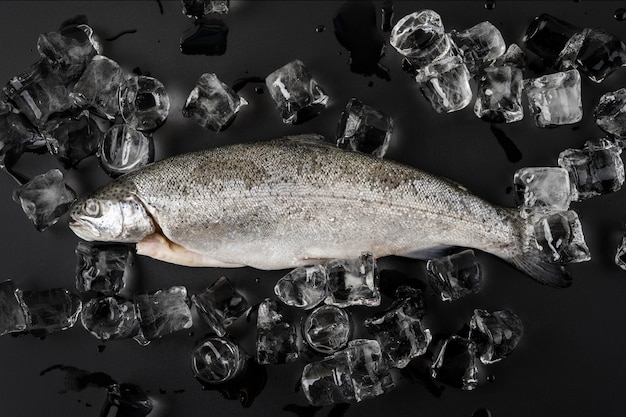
69, 185, 155, 243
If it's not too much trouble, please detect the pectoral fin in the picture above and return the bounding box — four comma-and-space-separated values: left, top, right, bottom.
136, 233, 244, 268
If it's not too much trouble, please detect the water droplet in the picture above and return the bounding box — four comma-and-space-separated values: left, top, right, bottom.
615, 8, 626, 21
367, 80, 374, 87
487, 374, 496, 382
254, 86, 264, 94
484, 0, 496, 10
315, 24, 326, 33
472, 409, 492, 417
188, 332, 195, 337
97, 344, 106, 353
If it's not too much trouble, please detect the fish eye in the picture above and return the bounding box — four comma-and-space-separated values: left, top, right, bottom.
83, 199, 101, 217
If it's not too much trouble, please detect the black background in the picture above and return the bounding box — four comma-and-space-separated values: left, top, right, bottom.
1, 1, 625, 417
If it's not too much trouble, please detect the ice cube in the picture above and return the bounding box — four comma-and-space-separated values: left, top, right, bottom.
37, 25, 98, 84
473, 65, 524, 123
450, 21, 506, 75
523, 69, 582, 127
119, 76, 170, 131
134, 286, 193, 341
513, 167, 573, 219
256, 298, 299, 364
181, 0, 229, 18
325, 252, 381, 307
80, 296, 140, 340
426, 249, 482, 301
346, 339, 395, 401
182, 73, 247, 132
43, 112, 102, 169
558, 139, 625, 199
336, 98, 393, 158
0, 111, 46, 168
469, 309, 524, 364
22, 288, 82, 334
274, 265, 327, 310
431, 336, 478, 390
390, 10, 451, 67
415, 53, 473, 113
99, 124, 153, 177
301, 350, 355, 405
533, 210, 590, 263
523, 14, 582, 67
191, 335, 248, 385
594, 88, 626, 137
615, 234, 626, 270
3, 61, 71, 127
493, 43, 527, 69
0, 280, 29, 335
103, 383, 153, 417
12, 169, 77, 231
302, 305, 352, 354
71, 55, 127, 119
364, 286, 431, 368
265, 59, 329, 124
75, 241, 131, 294
192, 276, 249, 337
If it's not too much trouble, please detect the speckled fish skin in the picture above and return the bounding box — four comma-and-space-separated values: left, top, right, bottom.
73, 134, 570, 287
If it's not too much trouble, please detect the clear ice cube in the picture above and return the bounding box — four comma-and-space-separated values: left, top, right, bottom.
523, 14, 582, 67
12, 169, 77, 231
615, 233, 626, 270
256, 298, 299, 364
302, 305, 352, 354
191, 335, 248, 385
325, 252, 381, 308
99, 124, 153, 177
37, 25, 98, 84
523, 69, 582, 127
182, 73, 247, 132
0, 280, 29, 336
431, 336, 478, 390
513, 167, 573, 219
71, 55, 127, 119
347, 339, 395, 401
594, 88, 626, 137
181, 0, 230, 18
533, 210, 590, 263
192, 276, 249, 337
274, 265, 327, 310
3, 61, 71, 127
390, 10, 450, 67
75, 241, 131, 294
265, 59, 329, 124
103, 383, 153, 417
469, 309, 524, 364
0, 111, 45, 168
450, 21, 506, 75
426, 249, 482, 301
493, 43, 527, 69
119, 76, 170, 131
474, 65, 524, 123
364, 286, 431, 368
558, 139, 625, 199
336, 98, 393, 158
415, 53, 473, 113
80, 296, 140, 340
134, 286, 193, 341
43, 112, 102, 169
22, 288, 82, 334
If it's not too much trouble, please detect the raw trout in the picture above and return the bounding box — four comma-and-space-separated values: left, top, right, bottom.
69, 135, 570, 287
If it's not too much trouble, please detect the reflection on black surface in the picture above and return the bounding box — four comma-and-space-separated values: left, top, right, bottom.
196, 359, 267, 408
231, 76, 265, 93
490, 125, 523, 163
40, 364, 117, 392
283, 403, 323, 417
180, 18, 228, 56
400, 359, 444, 398
333, 1, 390, 80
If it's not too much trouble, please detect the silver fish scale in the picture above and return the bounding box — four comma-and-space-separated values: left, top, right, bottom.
121, 136, 523, 269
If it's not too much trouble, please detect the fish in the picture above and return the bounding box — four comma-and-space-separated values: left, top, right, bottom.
69, 134, 570, 287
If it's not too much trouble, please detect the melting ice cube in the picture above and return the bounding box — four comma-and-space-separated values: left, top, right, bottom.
513, 167, 573, 219
336, 98, 393, 157
469, 309, 524, 364
474, 65, 524, 123
75, 241, 131, 294
450, 21, 506, 75
256, 298, 298, 364
80, 296, 140, 340
533, 210, 590, 263
43, 112, 103, 169
523, 69, 582, 127
12, 169, 77, 231
347, 339, 395, 401
119, 76, 170, 131
364, 286, 431, 368
274, 265, 327, 310
181, 0, 230, 18
0, 111, 45, 168
265, 59, 329, 124
594, 88, 626, 137
192, 276, 249, 337
182, 73, 247, 132
389, 10, 450, 67
431, 336, 478, 390
71, 55, 127, 119
615, 233, 626, 270
302, 305, 352, 354
37, 25, 98, 84
0, 280, 29, 336
426, 249, 482, 301
99, 124, 154, 177
191, 335, 248, 385
493, 43, 527, 69
23, 288, 82, 334
523, 14, 581, 67
325, 252, 381, 307
134, 286, 193, 342
558, 139, 625, 200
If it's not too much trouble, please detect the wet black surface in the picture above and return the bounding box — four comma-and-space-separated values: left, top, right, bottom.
1, 2, 626, 417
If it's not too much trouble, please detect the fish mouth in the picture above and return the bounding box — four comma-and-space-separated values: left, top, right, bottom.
68, 216, 101, 241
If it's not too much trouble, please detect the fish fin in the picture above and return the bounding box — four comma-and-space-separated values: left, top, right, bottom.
136, 233, 244, 268
402, 246, 458, 260
508, 247, 572, 288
